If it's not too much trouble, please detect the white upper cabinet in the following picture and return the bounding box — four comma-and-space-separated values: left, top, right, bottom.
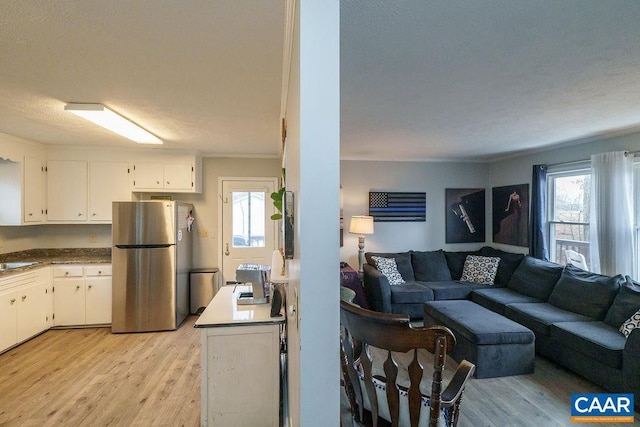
163, 163, 193, 190
133, 162, 194, 192
88, 161, 131, 222
0, 155, 45, 225
46, 160, 88, 222
23, 157, 45, 223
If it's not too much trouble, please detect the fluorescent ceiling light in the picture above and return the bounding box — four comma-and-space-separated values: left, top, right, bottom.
64, 103, 162, 145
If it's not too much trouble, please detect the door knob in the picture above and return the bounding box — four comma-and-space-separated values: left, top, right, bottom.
224, 243, 230, 256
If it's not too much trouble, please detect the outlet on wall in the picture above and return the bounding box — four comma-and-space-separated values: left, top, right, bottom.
89, 233, 97, 243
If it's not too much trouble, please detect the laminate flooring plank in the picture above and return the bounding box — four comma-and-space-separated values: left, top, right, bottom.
0, 317, 200, 427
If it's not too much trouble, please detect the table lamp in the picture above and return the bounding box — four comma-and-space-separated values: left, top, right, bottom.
349, 215, 374, 274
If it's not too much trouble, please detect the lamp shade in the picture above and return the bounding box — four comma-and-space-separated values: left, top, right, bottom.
349, 215, 374, 235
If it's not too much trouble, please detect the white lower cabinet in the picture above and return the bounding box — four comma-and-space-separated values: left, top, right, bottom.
0, 267, 53, 353
53, 264, 112, 327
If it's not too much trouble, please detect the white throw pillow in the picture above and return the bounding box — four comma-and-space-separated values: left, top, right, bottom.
372, 256, 405, 286
620, 308, 640, 338
460, 255, 500, 285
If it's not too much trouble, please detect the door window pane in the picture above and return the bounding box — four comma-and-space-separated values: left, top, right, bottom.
232, 191, 265, 247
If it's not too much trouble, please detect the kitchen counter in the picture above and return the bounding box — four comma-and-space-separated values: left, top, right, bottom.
195, 285, 285, 426
194, 285, 284, 328
0, 248, 111, 276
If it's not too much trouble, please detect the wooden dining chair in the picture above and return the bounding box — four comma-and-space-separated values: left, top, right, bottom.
340, 300, 475, 427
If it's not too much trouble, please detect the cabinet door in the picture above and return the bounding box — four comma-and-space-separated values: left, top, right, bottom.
23, 157, 44, 223
16, 281, 50, 341
85, 276, 112, 324
164, 163, 193, 190
0, 289, 18, 352
47, 160, 88, 221
133, 163, 164, 189
53, 279, 86, 326
89, 161, 131, 222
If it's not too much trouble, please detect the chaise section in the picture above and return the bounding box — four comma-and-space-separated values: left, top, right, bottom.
550, 321, 626, 369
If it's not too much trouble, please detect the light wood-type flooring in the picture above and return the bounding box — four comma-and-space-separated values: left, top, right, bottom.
1, 316, 638, 426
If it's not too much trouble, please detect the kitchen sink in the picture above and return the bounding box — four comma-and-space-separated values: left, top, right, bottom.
0, 261, 38, 271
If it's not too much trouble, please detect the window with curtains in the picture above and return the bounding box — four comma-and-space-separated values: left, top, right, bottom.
547, 169, 591, 267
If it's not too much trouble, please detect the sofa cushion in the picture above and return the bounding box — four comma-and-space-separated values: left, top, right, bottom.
548, 264, 622, 320
507, 256, 563, 301
620, 309, 640, 338
421, 280, 474, 300
471, 287, 542, 315
411, 250, 452, 281
371, 256, 405, 286
551, 321, 626, 369
366, 252, 415, 281
505, 302, 595, 336
444, 250, 480, 280
604, 276, 640, 328
389, 282, 434, 304
460, 255, 500, 285
479, 246, 525, 286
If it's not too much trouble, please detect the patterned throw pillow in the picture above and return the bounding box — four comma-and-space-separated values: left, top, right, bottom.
620, 309, 640, 338
460, 255, 501, 285
372, 256, 405, 286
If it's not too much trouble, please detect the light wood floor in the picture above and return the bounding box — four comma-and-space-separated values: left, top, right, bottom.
1, 318, 638, 426
0, 317, 200, 426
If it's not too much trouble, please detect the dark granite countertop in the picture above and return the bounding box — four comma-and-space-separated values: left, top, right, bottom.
0, 248, 111, 277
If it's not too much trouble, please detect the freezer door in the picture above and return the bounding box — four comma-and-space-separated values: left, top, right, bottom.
112, 201, 176, 246
112, 246, 179, 332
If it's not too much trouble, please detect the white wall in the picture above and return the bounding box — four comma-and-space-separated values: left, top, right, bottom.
339, 131, 640, 262
285, 0, 340, 425
340, 160, 490, 267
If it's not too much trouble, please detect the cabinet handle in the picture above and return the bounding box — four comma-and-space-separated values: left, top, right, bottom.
65, 271, 69, 276
76, 285, 80, 290
21, 295, 27, 301
28, 213, 33, 216
98, 271, 102, 275
10, 298, 16, 305
166, 181, 170, 185
78, 213, 82, 217
92, 213, 97, 217
156, 180, 160, 184
88, 285, 92, 290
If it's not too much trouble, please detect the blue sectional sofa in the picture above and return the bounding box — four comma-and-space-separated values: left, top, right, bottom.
362, 247, 640, 410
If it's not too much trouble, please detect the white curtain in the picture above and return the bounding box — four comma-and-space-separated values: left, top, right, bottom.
590, 151, 634, 276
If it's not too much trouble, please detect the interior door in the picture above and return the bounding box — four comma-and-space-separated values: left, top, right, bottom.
221, 179, 278, 285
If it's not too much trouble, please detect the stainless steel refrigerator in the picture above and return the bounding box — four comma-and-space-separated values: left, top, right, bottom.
112, 201, 194, 333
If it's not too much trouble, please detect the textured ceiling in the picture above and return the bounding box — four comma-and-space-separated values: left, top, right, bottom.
341, 0, 640, 161
0, 1, 284, 156
1, 2, 640, 161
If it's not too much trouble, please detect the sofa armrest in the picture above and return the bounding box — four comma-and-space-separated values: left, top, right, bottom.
363, 263, 391, 313
623, 327, 640, 411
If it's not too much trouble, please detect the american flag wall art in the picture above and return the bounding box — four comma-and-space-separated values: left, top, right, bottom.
369, 191, 426, 222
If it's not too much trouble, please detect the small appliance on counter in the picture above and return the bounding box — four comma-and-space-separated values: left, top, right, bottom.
235, 263, 270, 305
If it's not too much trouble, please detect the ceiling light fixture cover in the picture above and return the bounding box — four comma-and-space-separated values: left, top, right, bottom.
64, 103, 162, 145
